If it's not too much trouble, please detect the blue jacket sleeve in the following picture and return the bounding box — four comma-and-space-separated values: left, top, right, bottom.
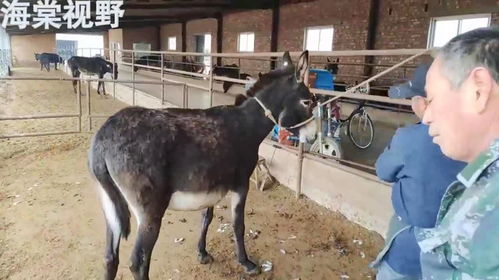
375, 129, 405, 182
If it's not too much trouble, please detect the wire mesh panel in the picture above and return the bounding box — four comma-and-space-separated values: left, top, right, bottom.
0, 49, 11, 77
0, 26, 11, 77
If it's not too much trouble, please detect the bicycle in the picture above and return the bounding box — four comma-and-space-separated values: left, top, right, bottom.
270, 83, 375, 159
309, 83, 375, 158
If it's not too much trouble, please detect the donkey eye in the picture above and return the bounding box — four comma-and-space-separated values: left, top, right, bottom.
300, 99, 312, 107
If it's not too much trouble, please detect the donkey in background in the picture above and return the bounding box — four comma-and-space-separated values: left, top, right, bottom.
212, 63, 252, 93
88, 51, 316, 280
35, 53, 63, 72
67, 56, 118, 95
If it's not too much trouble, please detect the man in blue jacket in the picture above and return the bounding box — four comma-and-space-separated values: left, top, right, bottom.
370, 64, 466, 280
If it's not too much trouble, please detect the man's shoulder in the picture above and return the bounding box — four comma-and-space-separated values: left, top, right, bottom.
391, 123, 431, 146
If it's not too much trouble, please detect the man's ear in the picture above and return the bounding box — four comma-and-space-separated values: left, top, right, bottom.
469, 67, 494, 114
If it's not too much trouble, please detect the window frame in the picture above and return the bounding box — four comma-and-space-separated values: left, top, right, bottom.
237, 32, 255, 53
303, 25, 334, 52
168, 36, 177, 51
427, 14, 491, 48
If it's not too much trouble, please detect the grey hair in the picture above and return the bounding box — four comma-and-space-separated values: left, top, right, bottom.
437, 26, 499, 88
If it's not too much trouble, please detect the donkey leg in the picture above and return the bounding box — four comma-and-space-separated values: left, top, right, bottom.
96, 81, 101, 95
102, 82, 106, 96
104, 222, 121, 280
130, 216, 163, 280
231, 189, 259, 275
99, 74, 106, 95
197, 207, 214, 264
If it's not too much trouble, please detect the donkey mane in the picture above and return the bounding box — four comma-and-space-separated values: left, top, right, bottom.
245, 68, 293, 97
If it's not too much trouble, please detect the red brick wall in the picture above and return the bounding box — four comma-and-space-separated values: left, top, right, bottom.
186, 18, 218, 53
278, 0, 372, 85
160, 23, 183, 63
373, 0, 499, 85
160, 23, 182, 51
117, 0, 498, 88
222, 10, 273, 76
122, 26, 160, 51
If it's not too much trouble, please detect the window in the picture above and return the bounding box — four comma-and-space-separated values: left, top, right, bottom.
428, 14, 490, 48
238, 32, 255, 52
168, 36, 176, 51
305, 26, 334, 51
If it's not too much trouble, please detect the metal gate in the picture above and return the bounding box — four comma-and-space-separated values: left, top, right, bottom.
56, 40, 78, 61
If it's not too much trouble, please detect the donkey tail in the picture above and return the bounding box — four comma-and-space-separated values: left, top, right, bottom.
97, 168, 131, 240
89, 148, 131, 241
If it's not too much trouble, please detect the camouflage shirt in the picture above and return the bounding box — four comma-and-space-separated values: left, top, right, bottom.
415, 139, 499, 280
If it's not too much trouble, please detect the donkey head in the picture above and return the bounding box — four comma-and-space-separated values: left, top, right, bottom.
325, 57, 339, 75
34, 53, 40, 61
247, 51, 316, 137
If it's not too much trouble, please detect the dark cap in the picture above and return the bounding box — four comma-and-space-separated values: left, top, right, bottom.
388, 64, 430, 99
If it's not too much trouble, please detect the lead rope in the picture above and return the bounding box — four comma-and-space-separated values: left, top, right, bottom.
254, 97, 278, 125
253, 97, 315, 130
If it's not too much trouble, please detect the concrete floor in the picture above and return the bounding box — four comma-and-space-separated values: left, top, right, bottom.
116, 65, 419, 168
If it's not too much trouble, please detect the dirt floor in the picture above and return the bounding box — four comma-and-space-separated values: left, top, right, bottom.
0, 67, 384, 280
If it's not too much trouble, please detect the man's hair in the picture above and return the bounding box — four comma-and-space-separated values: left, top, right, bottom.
437, 26, 499, 88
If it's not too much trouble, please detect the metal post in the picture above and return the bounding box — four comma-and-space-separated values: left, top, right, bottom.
317, 101, 323, 154
131, 51, 136, 105
296, 142, 304, 199
87, 80, 91, 131
182, 84, 186, 108
77, 83, 82, 132
185, 84, 189, 108
113, 48, 116, 98
208, 56, 214, 107
161, 53, 165, 105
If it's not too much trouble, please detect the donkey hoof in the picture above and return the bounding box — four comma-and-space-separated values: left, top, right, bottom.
244, 263, 260, 276
198, 253, 214, 264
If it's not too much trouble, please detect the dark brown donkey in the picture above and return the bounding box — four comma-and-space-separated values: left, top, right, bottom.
88, 51, 316, 280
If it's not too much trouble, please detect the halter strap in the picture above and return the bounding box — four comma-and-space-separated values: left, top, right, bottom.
254, 97, 278, 125
253, 97, 315, 130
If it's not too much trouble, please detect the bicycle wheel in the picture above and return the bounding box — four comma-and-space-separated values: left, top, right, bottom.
348, 111, 374, 149
309, 137, 343, 159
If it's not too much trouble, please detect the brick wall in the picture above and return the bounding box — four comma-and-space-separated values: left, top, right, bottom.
11, 34, 56, 67
122, 26, 160, 51
186, 18, 218, 53
373, 0, 499, 85
108, 28, 123, 63
160, 23, 183, 63
160, 23, 182, 51
105, 0, 498, 88
278, 0, 372, 86
222, 10, 273, 76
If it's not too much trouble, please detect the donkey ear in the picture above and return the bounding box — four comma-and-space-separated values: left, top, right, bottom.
327, 57, 331, 63
281, 51, 292, 69
296, 51, 309, 83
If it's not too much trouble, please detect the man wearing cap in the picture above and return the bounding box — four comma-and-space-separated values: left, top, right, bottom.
370, 64, 465, 280
414, 27, 499, 279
